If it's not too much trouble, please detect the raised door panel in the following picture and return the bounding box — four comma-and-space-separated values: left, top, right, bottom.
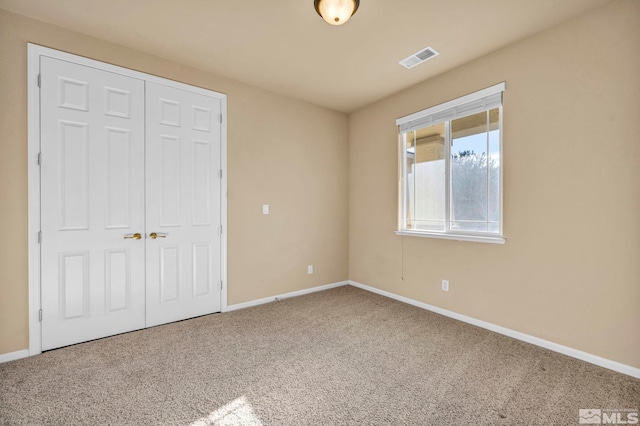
59, 121, 90, 230
193, 243, 212, 297
105, 249, 132, 313
160, 135, 181, 226
192, 140, 212, 226
105, 127, 133, 228
59, 251, 90, 320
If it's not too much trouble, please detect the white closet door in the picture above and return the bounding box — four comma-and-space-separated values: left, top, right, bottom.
145, 82, 222, 327
40, 57, 146, 350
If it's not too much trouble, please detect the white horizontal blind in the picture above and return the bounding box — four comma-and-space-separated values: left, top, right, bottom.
397, 82, 505, 133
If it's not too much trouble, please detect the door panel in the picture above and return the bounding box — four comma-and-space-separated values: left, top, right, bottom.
105, 249, 131, 312
105, 127, 134, 228
160, 135, 181, 226
59, 120, 89, 230
40, 57, 146, 350
59, 251, 89, 319
145, 82, 222, 327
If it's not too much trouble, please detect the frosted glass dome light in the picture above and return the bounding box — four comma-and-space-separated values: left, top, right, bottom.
314, 0, 360, 26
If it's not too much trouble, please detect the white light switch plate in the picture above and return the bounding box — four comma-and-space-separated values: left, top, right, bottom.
263, 204, 269, 215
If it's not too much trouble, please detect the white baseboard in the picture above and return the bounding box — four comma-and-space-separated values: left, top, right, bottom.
0, 349, 30, 364
226, 280, 349, 312
7, 279, 637, 379
349, 280, 640, 379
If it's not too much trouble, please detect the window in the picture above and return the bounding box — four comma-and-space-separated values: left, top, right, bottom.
396, 83, 505, 244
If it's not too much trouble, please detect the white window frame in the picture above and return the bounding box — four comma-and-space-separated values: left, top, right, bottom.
395, 83, 506, 244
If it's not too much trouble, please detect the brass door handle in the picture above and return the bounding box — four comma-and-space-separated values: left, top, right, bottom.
149, 232, 167, 239
124, 233, 142, 240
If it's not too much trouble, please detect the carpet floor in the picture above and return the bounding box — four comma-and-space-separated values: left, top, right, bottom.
1, 285, 638, 425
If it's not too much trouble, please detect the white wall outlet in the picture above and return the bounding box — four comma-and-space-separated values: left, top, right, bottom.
442, 280, 449, 291
262, 204, 269, 215
308, 265, 313, 275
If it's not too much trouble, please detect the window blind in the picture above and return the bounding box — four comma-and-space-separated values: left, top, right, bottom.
397, 82, 505, 133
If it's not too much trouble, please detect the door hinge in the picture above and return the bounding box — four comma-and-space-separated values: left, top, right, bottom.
37, 74, 41, 88
219, 225, 223, 235
218, 113, 222, 124
219, 169, 223, 179
37, 230, 42, 243
38, 309, 42, 322
37, 152, 42, 166
220, 281, 223, 290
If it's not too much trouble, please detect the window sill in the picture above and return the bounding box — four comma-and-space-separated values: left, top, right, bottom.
395, 230, 506, 245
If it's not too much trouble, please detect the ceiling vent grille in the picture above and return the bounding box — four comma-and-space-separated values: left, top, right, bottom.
399, 46, 439, 69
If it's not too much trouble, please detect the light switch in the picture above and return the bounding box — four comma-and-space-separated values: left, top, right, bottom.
262, 204, 269, 215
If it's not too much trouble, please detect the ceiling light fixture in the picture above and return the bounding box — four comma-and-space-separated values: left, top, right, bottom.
314, 0, 360, 26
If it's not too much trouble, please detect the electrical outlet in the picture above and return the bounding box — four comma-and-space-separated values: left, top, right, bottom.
442, 280, 449, 291
308, 265, 313, 275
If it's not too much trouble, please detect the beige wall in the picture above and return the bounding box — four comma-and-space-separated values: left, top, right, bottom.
350, 0, 640, 368
0, 10, 349, 354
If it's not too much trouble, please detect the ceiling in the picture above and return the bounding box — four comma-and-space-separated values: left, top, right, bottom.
0, 0, 614, 113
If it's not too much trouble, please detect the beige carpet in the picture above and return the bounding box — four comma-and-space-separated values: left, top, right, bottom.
1, 285, 638, 425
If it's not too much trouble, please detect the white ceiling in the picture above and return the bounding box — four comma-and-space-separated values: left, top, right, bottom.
0, 0, 614, 112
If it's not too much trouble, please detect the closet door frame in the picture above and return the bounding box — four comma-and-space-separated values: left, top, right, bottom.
27, 43, 228, 356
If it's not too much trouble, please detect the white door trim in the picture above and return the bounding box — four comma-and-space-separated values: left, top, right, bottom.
27, 43, 228, 356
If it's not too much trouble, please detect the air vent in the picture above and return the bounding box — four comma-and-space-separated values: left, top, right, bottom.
399, 46, 439, 69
